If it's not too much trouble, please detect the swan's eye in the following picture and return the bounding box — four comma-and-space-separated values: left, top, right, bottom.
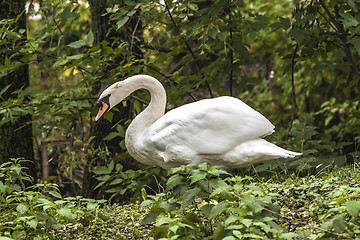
96, 101, 102, 109
96, 94, 110, 110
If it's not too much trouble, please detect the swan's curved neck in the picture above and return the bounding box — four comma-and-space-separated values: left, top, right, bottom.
119, 75, 166, 136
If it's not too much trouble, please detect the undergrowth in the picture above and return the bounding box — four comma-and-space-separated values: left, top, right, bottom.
1, 158, 360, 239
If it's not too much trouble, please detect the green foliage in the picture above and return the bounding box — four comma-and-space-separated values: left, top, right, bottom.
0, 158, 106, 239
140, 163, 360, 239
275, 165, 360, 239
141, 163, 284, 239
92, 159, 164, 201
2, 160, 360, 239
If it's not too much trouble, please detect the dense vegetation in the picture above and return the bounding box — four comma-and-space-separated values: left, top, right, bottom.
1, 159, 360, 239
0, 0, 360, 239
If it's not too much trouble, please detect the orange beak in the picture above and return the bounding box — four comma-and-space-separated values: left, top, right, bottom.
95, 102, 109, 121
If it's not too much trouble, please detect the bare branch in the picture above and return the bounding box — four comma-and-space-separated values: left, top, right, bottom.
288, 44, 299, 134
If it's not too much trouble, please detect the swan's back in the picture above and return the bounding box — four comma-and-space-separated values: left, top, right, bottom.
130, 96, 286, 168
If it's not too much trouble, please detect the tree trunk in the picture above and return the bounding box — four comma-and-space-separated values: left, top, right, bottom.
0, 0, 36, 181
82, 0, 143, 198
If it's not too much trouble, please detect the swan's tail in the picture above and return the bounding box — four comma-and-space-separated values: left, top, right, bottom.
247, 138, 302, 158
224, 138, 302, 167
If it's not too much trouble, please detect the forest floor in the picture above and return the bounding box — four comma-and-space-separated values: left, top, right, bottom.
46, 165, 360, 240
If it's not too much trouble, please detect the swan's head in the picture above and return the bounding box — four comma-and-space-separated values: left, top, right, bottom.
95, 81, 128, 121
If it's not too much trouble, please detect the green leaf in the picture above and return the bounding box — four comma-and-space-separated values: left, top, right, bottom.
346, 200, 360, 217
222, 236, 236, 240
241, 218, 252, 228
225, 215, 239, 227
166, 174, 183, 190
289, 29, 305, 44
57, 207, 74, 220
67, 40, 86, 48
110, 178, 123, 185
16, 203, 29, 215
94, 181, 106, 190
209, 201, 228, 219
346, 0, 357, 12
141, 210, 159, 224
140, 199, 153, 207
280, 232, 298, 240
93, 166, 112, 175
333, 215, 347, 233
116, 125, 125, 137
108, 160, 114, 172
0, 84, 11, 99
49, 190, 62, 199
279, 17, 291, 30
27, 219, 38, 229
141, 188, 147, 201
67, 54, 84, 60
87, 202, 99, 211
218, 31, 229, 41
117, 16, 129, 29
209, 177, 228, 189
190, 170, 207, 184
59, 4, 79, 22
349, 37, 360, 54
85, 30, 94, 45
103, 111, 113, 122
0, 237, 14, 240
96, 175, 111, 182
339, 11, 359, 29
201, 204, 213, 218
208, 27, 219, 39
103, 131, 119, 141
4, 57, 10, 67
0, 181, 5, 193
105, 187, 123, 193
181, 187, 201, 209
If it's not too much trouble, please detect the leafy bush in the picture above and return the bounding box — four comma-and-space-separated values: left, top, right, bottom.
92, 159, 164, 202
1, 159, 360, 239
140, 163, 360, 239
0, 158, 106, 239
140, 163, 285, 239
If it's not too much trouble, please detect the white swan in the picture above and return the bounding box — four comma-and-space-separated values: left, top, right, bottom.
95, 74, 301, 169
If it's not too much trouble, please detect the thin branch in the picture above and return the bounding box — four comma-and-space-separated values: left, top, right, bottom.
318, 0, 359, 77
129, 17, 141, 54
316, 8, 338, 32
288, 44, 299, 134
334, 5, 359, 76
164, 0, 214, 98
229, 29, 234, 97
145, 43, 218, 58
34, 50, 94, 76
144, 63, 198, 101
0, 97, 97, 110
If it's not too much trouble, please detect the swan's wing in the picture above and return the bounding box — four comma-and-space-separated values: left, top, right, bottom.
145, 96, 275, 155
